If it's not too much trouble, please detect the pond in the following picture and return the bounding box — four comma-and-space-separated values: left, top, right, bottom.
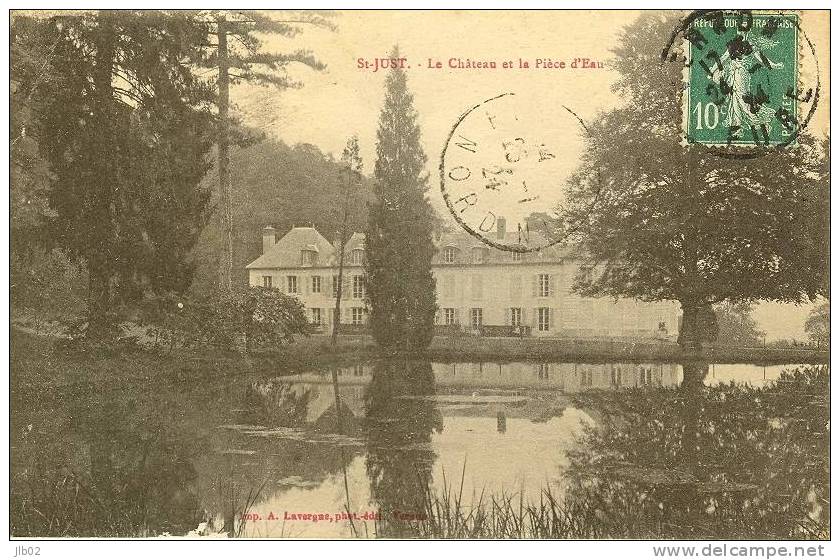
10, 359, 829, 539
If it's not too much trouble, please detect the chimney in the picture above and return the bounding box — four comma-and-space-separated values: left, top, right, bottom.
333, 230, 342, 250
496, 216, 506, 240
262, 225, 276, 254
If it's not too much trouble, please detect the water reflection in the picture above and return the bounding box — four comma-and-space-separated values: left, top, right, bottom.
11, 358, 827, 539
565, 362, 829, 539
12, 381, 204, 536
364, 360, 442, 537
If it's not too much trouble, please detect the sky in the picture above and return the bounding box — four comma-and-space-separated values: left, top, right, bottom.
231, 10, 830, 340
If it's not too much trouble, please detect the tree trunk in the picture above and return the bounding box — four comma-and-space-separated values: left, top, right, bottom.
331, 231, 347, 348
331, 169, 352, 348
86, 13, 117, 341
678, 302, 700, 350
217, 18, 233, 294
678, 301, 718, 351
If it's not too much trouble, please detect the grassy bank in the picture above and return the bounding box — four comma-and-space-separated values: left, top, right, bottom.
426, 335, 828, 364
275, 332, 828, 366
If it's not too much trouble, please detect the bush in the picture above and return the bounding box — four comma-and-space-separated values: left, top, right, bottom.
11, 248, 87, 320
136, 287, 311, 353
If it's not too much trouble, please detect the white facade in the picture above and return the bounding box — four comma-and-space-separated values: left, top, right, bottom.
246, 225, 681, 338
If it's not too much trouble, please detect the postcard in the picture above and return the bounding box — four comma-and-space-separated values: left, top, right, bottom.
8, 8, 830, 546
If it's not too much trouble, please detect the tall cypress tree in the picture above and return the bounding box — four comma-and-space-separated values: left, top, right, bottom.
365, 47, 437, 351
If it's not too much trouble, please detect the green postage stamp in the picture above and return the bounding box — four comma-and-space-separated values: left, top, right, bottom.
684, 11, 799, 146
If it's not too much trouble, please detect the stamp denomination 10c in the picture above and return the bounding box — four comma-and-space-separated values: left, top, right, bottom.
684, 11, 799, 147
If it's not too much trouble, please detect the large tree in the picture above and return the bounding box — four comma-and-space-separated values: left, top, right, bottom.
563, 13, 828, 349
26, 11, 217, 338
365, 49, 437, 351
194, 10, 333, 294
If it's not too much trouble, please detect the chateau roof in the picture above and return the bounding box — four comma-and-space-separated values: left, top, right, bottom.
246, 227, 367, 269
433, 229, 573, 264
246, 225, 574, 269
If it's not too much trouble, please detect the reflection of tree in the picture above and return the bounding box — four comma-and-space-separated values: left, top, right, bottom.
205, 376, 359, 531
364, 359, 442, 537
13, 385, 204, 536
567, 363, 829, 539
240, 378, 311, 427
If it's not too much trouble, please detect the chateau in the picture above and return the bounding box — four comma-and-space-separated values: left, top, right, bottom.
246, 221, 681, 338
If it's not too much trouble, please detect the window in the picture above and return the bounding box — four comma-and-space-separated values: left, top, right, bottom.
444, 308, 456, 325
300, 250, 316, 266
510, 307, 522, 327
443, 247, 457, 264
537, 363, 550, 379
538, 307, 550, 332
352, 275, 365, 299
538, 273, 551, 297
470, 308, 483, 329
287, 275, 298, 294
311, 308, 322, 326
350, 249, 365, 266
512, 251, 523, 262
611, 365, 622, 387
351, 307, 365, 325
311, 276, 322, 294
262, 275, 272, 288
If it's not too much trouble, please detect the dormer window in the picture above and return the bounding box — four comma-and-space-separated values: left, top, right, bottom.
443, 247, 457, 264
471, 247, 489, 264
350, 248, 365, 266
300, 250, 318, 266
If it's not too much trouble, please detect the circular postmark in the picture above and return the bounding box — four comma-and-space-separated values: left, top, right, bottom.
439, 92, 597, 253
661, 9, 820, 158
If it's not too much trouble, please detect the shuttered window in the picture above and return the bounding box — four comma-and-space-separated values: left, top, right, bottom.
509, 307, 522, 327
538, 274, 550, 297
352, 275, 365, 299
470, 308, 483, 328
538, 307, 550, 332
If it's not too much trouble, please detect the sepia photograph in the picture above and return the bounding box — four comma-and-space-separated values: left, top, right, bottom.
7, 5, 831, 549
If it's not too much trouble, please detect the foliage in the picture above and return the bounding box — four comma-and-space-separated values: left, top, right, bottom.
11, 248, 87, 319
713, 301, 765, 347
193, 9, 334, 293
332, 135, 365, 344
137, 286, 310, 352
562, 13, 829, 348
189, 138, 375, 296
804, 301, 829, 348
16, 11, 218, 338
365, 47, 438, 351
563, 364, 828, 539
10, 16, 55, 255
